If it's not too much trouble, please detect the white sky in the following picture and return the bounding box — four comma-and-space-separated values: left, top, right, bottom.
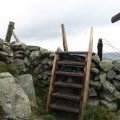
0, 0, 120, 52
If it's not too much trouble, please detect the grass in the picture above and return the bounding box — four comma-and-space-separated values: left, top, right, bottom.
41, 114, 56, 120
83, 105, 116, 120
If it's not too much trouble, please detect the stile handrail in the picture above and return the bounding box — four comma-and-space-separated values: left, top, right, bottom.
80, 27, 93, 120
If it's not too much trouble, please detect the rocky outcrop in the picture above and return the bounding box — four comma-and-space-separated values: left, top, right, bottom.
15, 74, 37, 108
0, 72, 31, 120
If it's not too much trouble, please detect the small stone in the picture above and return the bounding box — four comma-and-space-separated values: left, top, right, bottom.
113, 79, 120, 91
99, 72, 106, 83
113, 60, 120, 72
103, 80, 116, 93
92, 54, 100, 64
100, 100, 118, 111
24, 57, 30, 67
90, 80, 102, 89
89, 87, 97, 97
29, 50, 40, 61
91, 68, 99, 74
100, 92, 117, 102
27, 45, 40, 51
94, 75, 99, 81
106, 70, 116, 80
115, 75, 120, 81
99, 60, 113, 72
113, 90, 120, 99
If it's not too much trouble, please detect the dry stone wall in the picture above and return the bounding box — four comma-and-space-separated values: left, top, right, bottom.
0, 39, 120, 113
90, 54, 120, 112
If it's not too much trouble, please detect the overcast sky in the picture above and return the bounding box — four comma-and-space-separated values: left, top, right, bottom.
0, 0, 120, 52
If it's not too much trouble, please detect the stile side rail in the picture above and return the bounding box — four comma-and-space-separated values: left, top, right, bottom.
80, 27, 93, 120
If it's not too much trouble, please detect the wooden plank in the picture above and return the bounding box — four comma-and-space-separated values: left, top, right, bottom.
79, 27, 93, 120
46, 52, 59, 113
56, 51, 87, 54
50, 104, 79, 113
61, 24, 68, 51
53, 92, 80, 101
56, 71, 84, 77
57, 61, 85, 66
55, 81, 83, 89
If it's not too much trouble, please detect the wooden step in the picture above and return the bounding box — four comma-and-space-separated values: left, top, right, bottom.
56, 51, 87, 54
55, 81, 82, 89
57, 61, 85, 66
50, 104, 79, 113
56, 71, 84, 77
53, 92, 80, 101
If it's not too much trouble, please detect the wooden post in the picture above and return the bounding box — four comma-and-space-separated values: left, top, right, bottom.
5, 21, 15, 43
61, 24, 68, 51
80, 27, 93, 120
46, 49, 59, 113
97, 38, 103, 61
111, 12, 120, 23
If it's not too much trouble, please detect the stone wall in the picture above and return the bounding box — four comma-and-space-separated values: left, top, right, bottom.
0, 39, 120, 113
90, 54, 120, 112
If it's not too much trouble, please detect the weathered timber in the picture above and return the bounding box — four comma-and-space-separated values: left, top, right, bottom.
97, 38, 103, 61
5, 21, 15, 43
111, 12, 120, 23
80, 27, 93, 120
61, 24, 68, 51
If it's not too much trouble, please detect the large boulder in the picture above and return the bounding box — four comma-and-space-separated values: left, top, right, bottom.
0, 72, 31, 120
15, 74, 36, 108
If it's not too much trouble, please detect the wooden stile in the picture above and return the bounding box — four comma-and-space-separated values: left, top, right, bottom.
61, 24, 68, 51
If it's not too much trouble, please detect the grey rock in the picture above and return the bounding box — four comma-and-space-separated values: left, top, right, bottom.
113, 90, 120, 99
99, 60, 113, 72
3, 44, 13, 57
115, 75, 120, 81
0, 72, 31, 120
11, 41, 27, 51
15, 74, 36, 108
113, 60, 120, 72
89, 87, 97, 97
113, 79, 120, 91
27, 45, 40, 51
14, 50, 25, 57
29, 50, 40, 61
91, 68, 99, 74
103, 80, 116, 93
13, 59, 26, 74
91, 62, 97, 68
34, 64, 44, 74
24, 57, 30, 67
94, 75, 99, 81
106, 70, 116, 80
90, 80, 102, 89
100, 100, 118, 111
100, 92, 117, 102
92, 54, 100, 64
88, 98, 100, 106
99, 72, 106, 83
